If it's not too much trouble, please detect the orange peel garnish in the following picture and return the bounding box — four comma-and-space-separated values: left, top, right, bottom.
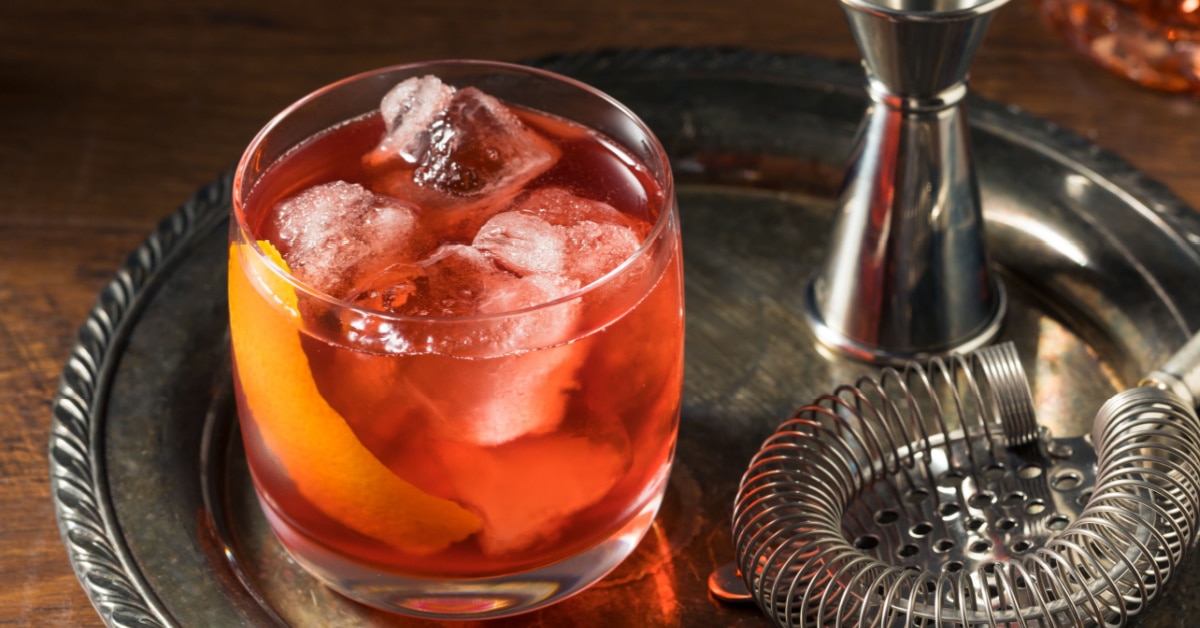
228, 240, 481, 554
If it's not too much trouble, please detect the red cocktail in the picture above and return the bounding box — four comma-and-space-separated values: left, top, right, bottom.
228, 61, 683, 619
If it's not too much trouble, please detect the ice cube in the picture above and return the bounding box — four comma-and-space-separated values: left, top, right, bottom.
479, 272, 579, 315
345, 261, 424, 314
432, 428, 632, 555
473, 210, 566, 277
448, 340, 583, 446
368, 80, 559, 219
487, 187, 647, 286
415, 87, 557, 197
357, 244, 497, 318
563, 221, 644, 286
506, 186, 633, 228
351, 241, 579, 319
413, 248, 582, 444
271, 181, 421, 297
370, 75, 455, 165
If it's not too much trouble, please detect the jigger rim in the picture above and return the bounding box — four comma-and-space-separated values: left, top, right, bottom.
840, 0, 1011, 21
804, 278, 1008, 365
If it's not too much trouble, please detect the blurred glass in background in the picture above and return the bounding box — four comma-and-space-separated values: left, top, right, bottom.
1037, 0, 1200, 92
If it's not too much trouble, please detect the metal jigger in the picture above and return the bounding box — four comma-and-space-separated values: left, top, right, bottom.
806, 0, 1010, 363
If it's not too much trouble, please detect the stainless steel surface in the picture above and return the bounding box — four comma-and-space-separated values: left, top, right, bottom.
48, 49, 1200, 627
732, 342, 1200, 626
807, 0, 1009, 362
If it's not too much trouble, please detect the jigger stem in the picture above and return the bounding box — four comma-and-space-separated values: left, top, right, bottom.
806, 0, 1010, 363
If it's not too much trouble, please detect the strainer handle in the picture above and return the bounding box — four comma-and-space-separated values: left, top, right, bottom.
1141, 331, 1200, 408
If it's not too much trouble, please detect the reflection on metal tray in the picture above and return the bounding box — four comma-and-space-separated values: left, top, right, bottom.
49, 49, 1200, 627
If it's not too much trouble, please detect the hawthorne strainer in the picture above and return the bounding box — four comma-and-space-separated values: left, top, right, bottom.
728, 337, 1200, 627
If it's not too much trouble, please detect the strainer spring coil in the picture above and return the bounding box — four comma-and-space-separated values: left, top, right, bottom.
731, 343, 1200, 627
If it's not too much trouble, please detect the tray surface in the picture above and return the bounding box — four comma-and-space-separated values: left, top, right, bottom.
50, 48, 1200, 627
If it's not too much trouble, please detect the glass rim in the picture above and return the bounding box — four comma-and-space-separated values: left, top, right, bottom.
231, 58, 677, 325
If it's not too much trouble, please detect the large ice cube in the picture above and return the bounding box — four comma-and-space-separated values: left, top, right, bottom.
271, 181, 421, 297
366, 77, 559, 220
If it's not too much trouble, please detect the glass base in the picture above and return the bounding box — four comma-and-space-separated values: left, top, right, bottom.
258, 487, 666, 620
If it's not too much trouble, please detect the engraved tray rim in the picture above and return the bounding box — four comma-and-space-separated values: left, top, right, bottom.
48, 47, 1200, 627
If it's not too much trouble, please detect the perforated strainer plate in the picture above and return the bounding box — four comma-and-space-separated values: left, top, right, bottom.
843, 433, 1096, 579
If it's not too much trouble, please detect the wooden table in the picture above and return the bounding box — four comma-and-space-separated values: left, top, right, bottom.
3, 0, 1197, 625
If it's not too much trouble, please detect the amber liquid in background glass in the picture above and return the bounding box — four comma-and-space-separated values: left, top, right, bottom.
1037, 0, 1200, 92
231, 106, 684, 580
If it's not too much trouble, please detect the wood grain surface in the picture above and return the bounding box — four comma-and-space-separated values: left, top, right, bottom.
2, 0, 1197, 625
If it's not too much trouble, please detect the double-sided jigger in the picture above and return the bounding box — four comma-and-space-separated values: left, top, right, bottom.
806, 0, 1010, 363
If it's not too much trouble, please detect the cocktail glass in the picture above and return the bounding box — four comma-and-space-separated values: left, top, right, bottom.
227, 60, 684, 619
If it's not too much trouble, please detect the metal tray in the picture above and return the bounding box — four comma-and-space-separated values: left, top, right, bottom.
50, 48, 1200, 627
